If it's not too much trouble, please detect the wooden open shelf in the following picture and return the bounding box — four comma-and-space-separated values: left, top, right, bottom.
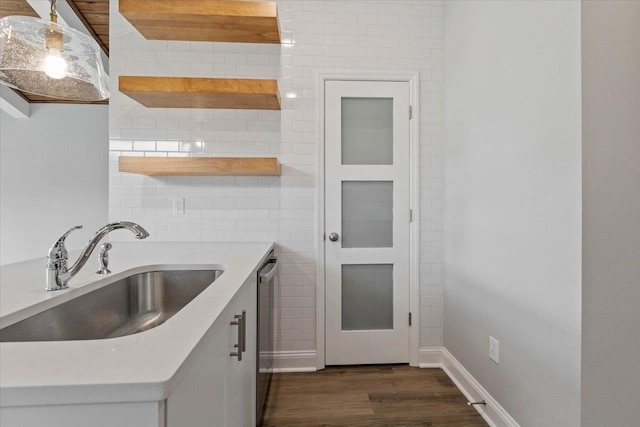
119, 76, 281, 110
119, 0, 280, 44
119, 156, 281, 176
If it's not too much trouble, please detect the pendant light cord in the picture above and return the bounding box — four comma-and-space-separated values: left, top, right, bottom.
50, 0, 58, 24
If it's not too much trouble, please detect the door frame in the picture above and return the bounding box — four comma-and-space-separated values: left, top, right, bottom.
315, 70, 420, 369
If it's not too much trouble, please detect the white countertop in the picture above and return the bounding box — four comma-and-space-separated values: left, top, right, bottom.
0, 241, 274, 407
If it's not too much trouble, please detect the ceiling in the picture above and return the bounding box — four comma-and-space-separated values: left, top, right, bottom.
67, 0, 109, 54
0, 0, 39, 19
0, 0, 109, 105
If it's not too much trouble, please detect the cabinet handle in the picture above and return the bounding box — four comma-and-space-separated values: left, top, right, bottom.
230, 313, 243, 361
240, 310, 247, 353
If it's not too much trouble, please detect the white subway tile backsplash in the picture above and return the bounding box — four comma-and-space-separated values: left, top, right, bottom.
110, 140, 132, 151
109, 0, 444, 352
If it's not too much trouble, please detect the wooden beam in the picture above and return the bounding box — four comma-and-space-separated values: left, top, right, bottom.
119, 76, 281, 110
119, 157, 282, 176
119, 0, 280, 44
65, 0, 109, 56
0, 0, 38, 19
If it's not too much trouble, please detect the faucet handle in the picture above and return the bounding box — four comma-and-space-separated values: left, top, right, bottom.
47, 225, 83, 262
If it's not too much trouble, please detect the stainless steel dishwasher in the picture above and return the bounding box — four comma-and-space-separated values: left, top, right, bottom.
257, 251, 278, 426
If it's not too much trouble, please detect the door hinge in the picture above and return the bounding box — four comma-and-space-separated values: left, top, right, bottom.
409, 209, 413, 223
409, 312, 412, 326
409, 105, 413, 120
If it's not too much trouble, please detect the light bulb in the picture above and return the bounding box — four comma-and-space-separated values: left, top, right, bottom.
44, 48, 67, 79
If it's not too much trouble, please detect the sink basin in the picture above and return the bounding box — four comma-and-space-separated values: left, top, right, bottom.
0, 270, 223, 342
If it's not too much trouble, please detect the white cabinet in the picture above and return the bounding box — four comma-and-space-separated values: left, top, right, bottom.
226, 279, 257, 427
1, 402, 165, 427
164, 310, 229, 426
166, 273, 257, 427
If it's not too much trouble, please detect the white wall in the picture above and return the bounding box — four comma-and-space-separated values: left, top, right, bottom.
581, 1, 640, 425
0, 104, 109, 265
444, 2, 582, 426
109, 0, 446, 354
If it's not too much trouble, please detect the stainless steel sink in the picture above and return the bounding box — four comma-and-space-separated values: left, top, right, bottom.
0, 270, 223, 342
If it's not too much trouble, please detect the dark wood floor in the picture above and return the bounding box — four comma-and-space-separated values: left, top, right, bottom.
262, 365, 488, 426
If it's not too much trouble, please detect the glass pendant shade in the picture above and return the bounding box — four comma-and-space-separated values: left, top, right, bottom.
0, 16, 109, 101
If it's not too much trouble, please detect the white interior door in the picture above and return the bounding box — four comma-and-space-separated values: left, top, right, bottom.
325, 80, 410, 365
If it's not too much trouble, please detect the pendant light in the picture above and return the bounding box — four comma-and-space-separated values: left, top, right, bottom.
0, 0, 109, 101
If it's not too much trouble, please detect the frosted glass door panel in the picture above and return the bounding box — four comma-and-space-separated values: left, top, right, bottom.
342, 181, 393, 248
342, 264, 393, 331
341, 98, 393, 165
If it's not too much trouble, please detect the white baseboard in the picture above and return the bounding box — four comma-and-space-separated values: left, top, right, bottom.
441, 348, 520, 427
269, 350, 317, 373
418, 346, 444, 367
418, 347, 520, 427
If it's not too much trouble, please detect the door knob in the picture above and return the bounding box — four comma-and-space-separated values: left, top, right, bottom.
328, 232, 339, 242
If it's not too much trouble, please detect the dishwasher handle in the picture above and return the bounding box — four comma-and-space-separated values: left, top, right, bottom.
259, 257, 279, 284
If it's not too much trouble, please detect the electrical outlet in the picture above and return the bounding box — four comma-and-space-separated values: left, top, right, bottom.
173, 197, 185, 215
489, 336, 500, 364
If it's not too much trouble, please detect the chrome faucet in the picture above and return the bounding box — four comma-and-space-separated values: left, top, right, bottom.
45, 221, 149, 291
